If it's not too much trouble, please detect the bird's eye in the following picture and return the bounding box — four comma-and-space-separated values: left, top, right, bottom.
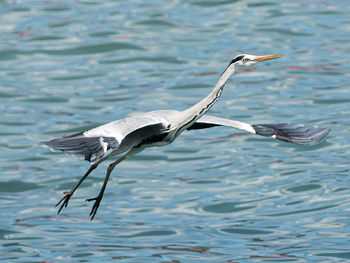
243, 58, 249, 62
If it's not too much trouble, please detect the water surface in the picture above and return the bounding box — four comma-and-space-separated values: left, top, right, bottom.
1, 0, 350, 262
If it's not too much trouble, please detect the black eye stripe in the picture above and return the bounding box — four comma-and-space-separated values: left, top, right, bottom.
230, 55, 244, 64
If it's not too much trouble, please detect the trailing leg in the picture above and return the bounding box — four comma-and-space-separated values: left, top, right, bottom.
86, 148, 142, 220
56, 156, 108, 214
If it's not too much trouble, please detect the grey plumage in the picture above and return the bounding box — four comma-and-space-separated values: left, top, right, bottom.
252, 123, 330, 146
40, 133, 119, 163
40, 53, 330, 220
42, 114, 329, 164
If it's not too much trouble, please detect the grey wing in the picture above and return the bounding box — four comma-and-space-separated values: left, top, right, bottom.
40, 132, 120, 163
188, 115, 330, 146
40, 111, 173, 163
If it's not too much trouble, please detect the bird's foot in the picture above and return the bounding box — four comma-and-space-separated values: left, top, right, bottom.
55, 191, 72, 214
86, 195, 102, 220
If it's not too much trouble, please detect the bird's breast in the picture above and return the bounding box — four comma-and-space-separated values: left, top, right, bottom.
138, 131, 170, 148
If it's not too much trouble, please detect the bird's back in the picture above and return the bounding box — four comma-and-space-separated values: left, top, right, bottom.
41, 110, 180, 163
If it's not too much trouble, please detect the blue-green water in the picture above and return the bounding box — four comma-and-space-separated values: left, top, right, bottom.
1, 0, 350, 262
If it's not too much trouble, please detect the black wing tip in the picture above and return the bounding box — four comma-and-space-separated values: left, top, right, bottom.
40, 135, 119, 163
252, 123, 330, 146
39, 140, 60, 152
303, 127, 330, 146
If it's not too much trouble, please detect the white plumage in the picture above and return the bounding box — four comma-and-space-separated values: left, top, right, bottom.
41, 54, 330, 220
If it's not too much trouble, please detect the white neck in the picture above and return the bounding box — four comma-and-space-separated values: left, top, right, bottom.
171, 63, 236, 133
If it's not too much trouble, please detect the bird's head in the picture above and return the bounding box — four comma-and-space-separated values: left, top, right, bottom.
229, 54, 281, 67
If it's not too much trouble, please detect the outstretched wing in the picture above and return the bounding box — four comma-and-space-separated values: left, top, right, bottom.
40, 110, 173, 163
40, 132, 119, 163
189, 115, 330, 146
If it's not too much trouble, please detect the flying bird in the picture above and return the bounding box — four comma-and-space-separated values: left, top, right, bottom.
41, 54, 330, 220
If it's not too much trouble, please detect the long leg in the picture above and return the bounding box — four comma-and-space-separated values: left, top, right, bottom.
56, 156, 109, 214
86, 148, 142, 220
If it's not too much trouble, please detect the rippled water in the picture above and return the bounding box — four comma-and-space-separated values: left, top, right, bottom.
1, 0, 350, 262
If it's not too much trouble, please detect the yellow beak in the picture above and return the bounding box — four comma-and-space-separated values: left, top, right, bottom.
253, 54, 281, 62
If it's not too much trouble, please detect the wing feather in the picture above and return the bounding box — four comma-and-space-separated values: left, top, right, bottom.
40, 132, 119, 163
40, 110, 175, 163
189, 115, 330, 146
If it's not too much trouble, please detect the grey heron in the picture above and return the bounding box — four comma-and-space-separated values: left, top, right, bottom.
41, 54, 330, 220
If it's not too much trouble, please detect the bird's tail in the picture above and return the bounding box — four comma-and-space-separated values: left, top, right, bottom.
40, 132, 119, 163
